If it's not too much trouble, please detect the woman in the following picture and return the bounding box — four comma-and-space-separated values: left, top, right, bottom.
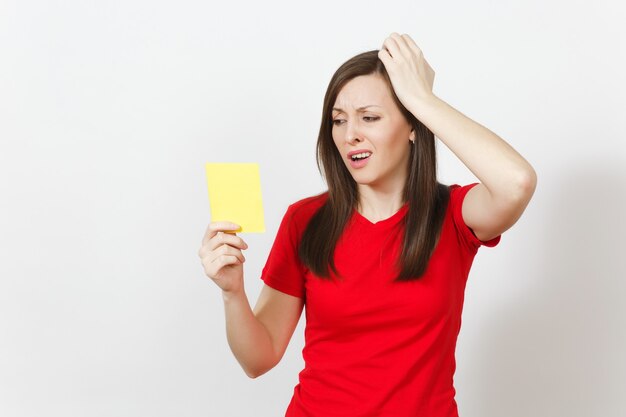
199, 33, 537, 416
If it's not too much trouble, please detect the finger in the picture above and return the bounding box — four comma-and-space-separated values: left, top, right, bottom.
202, 221, 241, 246
212, 244, 245, 265
390, 32, 412, 57
198, 231, 248, 259
210, 250, 243, 277
400, 33, 423, 56
205, 254, 242, 278
208, 231, 248, 252
382, 35, 402, 59
377, 47, 392, 65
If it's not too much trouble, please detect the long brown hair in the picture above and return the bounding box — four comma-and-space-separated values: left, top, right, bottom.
299, 50, 450, 281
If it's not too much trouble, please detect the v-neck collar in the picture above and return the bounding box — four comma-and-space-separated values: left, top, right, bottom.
352, 202, 409, 228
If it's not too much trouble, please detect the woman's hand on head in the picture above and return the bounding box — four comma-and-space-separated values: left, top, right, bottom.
378, 32, 436, 106
198, 221, 248, 294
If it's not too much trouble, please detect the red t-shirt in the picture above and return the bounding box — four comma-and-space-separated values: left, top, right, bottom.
260, 183, 501, 417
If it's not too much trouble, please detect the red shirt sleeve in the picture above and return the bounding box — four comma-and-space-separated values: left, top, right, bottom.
449, 183, 502, 251
260, 204, 307, 299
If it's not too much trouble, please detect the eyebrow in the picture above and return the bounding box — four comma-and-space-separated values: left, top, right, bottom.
332, 105, 382, 112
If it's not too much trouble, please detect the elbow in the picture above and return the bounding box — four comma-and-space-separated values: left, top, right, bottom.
518, 165, 538, 200
244, 363, 273, 379
243, 368, 265, 379
245, 369, 261, 379
242, 354, 279, 379
506, 165, 537, 204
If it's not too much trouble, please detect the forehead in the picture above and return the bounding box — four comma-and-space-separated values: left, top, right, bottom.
333, 74, 392, 110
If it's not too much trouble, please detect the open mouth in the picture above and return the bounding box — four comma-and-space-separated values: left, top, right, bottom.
350, 152, 372, 161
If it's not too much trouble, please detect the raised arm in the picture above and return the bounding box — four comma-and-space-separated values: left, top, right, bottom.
379, 33, 537, 242
408, 94, 536, 241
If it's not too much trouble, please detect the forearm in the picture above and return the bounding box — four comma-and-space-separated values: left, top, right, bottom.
409, 94, 536, 199
222, 289, 275, 378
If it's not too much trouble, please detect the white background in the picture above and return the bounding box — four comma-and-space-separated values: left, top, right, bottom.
1, 0, 625, 416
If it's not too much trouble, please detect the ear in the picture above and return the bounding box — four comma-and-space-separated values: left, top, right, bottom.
409, 128, 416, 142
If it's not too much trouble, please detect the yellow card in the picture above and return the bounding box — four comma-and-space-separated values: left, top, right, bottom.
205, 163, 265, 233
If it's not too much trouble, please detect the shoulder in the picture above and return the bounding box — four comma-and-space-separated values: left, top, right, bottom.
445, 182, 501, 249
272, 192, 328, 244
286, 191, 328, 222
447, 183, 478, 203
445, 182, 479, 217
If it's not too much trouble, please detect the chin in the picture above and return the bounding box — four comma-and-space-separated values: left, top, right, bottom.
352, 175, 379, 187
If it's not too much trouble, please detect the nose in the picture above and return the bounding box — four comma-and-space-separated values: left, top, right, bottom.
344, 120, 362, 144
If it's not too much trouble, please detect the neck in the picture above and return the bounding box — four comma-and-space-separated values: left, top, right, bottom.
356, 187, 406, 223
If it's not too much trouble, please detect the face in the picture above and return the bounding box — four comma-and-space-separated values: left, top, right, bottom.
331, 74, 415, 193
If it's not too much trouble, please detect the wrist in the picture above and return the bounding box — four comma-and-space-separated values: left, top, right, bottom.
222, 288, 246, 303
405, 92, 440, 120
